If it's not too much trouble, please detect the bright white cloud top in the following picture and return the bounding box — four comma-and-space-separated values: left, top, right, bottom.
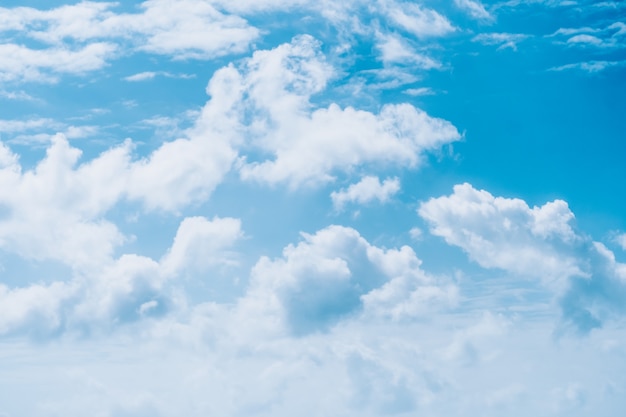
0, 1, 625, 416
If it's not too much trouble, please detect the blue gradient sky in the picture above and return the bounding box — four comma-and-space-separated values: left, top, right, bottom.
0, 1, 625, 416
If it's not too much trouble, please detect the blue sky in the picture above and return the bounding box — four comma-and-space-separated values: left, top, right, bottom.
0, 0, 625, 415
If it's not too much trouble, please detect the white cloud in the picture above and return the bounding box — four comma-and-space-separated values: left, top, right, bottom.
124, 71, 195, 82
609, 21, 626, 37
0, 42, 116, 82
0, 253, 166, 337
0, 214, 244, 337
548, 20, 626, 49
443, 311, 509, 364
133, 0, 259, 59
124, 71, 158, 82
0, 136, 127, 270
615, 233, 626, 250
0, 1, 259, 82
211, 0, 312, 13
419, 183, 582, 286
375, 32, 441, 68
239, 102, 460, 187
472, 32, 529, 50
232, 36, 460, 187
382, 1, 456, 38
0, 118, 100, 145
404, 87, 436, 96
548, 60, 624, 73
161, 216, 244, 276
409, 227, 423, 240
559, 242, 626, 334
331, 176, 400, 211
110, 61, 243, 213
549, 27, 601, 37
239, 225, 456, 335
567, 34, 603, 45
0, 71, 242, 266
126, 134, 234, 212
419, 183, 626, 334
0, 281, 76, 337
0, 118, 61, 133
454, 0, 493, 21
0, 90, 37, 101
10, 125, 100, 145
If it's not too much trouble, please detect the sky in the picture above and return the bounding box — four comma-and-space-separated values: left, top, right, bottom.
0, 0, 625, 415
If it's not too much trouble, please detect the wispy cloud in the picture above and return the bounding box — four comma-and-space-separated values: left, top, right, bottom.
124, 71, 196, 82
472, 32, 530, 50
0, 1, 259, 82
548, 60, 624, 73
404, 87, 436, 96
454, 0, 494, 21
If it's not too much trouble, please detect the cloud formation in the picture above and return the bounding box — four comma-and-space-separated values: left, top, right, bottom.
239, 225, 456, 335
0, 1, 258, 82
419, 183, 626, 333
0, 1, 624, 416
331, 176, 400, 211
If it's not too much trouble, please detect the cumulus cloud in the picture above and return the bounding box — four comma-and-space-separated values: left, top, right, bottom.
331, 176, 400, 211
0, 72, 241, 267
0, 253, 166, 338
0, 215, 242, 338
443, 311, 509, 365
232, 36, 460, 187
419, 183, 582, 285
161, 216, 244, 276
419, 183, 626, 334
559, 242, 626, 334
0, 136, 127, 270
239, 225, 456, 335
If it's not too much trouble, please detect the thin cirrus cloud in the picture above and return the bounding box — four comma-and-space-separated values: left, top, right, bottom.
123, 71, 195, 82
382, 1, 456, 38
454, 0, 493, 21
375, 32, 442, 69
548, 60, 624, 73
548, 21, 626, 49
472, 32, 530, 50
